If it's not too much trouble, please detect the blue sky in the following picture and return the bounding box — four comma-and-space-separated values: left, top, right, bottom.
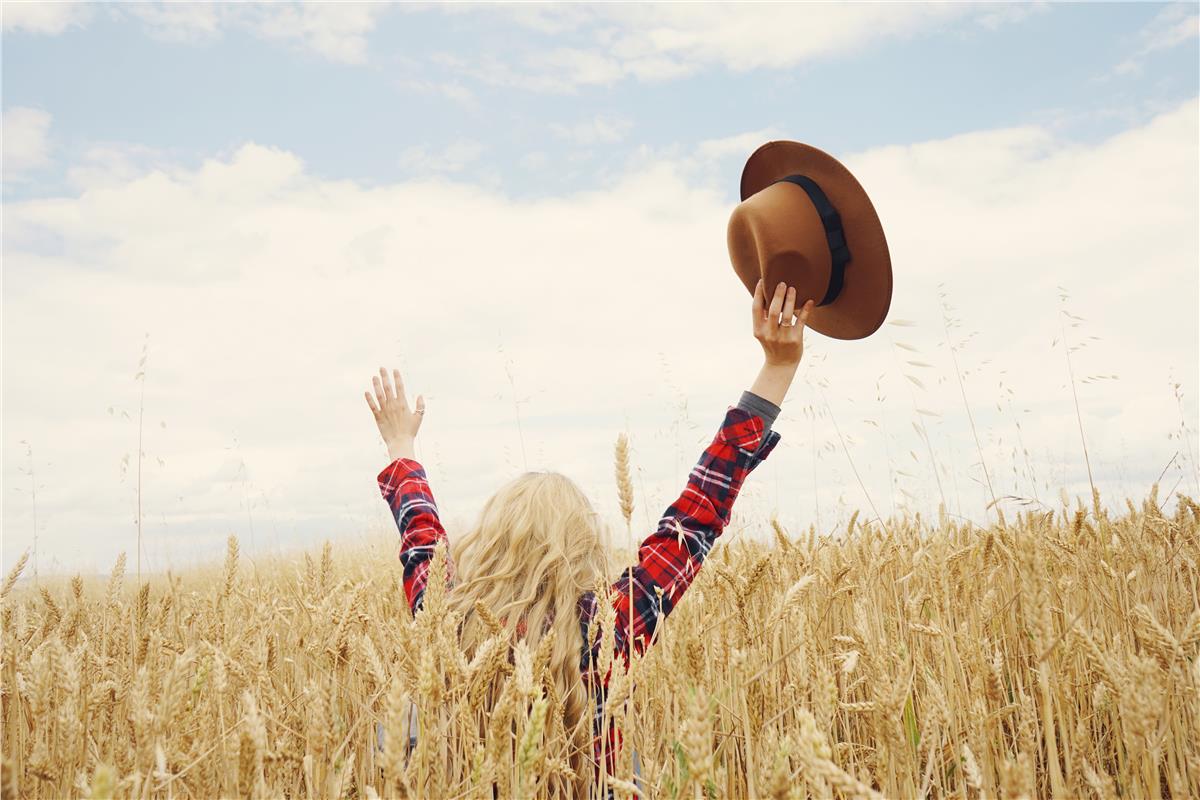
3, 2, 1198, 574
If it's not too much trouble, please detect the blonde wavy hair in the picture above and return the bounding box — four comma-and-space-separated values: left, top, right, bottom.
447, 470, 612, 782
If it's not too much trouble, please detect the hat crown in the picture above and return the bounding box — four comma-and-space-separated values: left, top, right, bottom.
727, 178, 839, 311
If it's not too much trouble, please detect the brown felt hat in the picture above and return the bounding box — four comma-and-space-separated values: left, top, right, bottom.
728, 140, 892, 340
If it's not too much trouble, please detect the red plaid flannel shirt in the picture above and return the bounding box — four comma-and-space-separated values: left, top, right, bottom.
377, 404, 781, 777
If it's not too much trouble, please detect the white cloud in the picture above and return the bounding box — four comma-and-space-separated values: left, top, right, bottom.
973, 2, 1050, 32
550, 115, 634, 146
63, 142, 173, 190
121, 2, 223, 41
3, 98, 1197, 572
694, 128, 783, 163
451, 4, 1048, 91
1, 1, 92, 34
6, 2, 388, 63
429, 50, 623, 94
235, 2, 386, 64
1112, 3, 1199, 77
2, 107, 53, 175
3, 2, 1048, 84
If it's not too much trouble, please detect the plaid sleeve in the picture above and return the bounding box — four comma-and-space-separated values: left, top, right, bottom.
377, 457, 452, 614
609, 405, 781, 659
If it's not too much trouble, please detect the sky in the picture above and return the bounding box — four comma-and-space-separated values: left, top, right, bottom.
3, 1, 1198, 576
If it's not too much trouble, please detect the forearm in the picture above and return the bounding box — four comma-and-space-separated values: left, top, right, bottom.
376, 455, 450, 612
386, 435, 416, 462
748, 361, 799, 407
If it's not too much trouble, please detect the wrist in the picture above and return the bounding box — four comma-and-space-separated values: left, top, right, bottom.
386, 435, 417, 462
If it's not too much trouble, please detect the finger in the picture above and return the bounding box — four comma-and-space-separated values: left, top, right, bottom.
752, 278, 765, 319
379, 367, 395, 402
365, 391, 381, 416
768, 281, 786, 322
372, 375, 387, 409
797, 299, 815, 330
415, 394, 426, 415
781, 286, 797, 325
393, 369, 409, 409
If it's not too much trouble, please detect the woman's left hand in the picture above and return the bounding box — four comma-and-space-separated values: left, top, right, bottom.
365, 367, 425, 460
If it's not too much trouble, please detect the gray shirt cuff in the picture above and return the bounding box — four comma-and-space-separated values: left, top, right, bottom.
737, 390, 781, 434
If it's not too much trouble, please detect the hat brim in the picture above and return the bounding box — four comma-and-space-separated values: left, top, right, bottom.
740, 141, 892, 340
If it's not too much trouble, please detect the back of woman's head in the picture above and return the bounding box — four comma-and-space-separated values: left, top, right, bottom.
452, 470, 609, 609
447, 470, 612, 780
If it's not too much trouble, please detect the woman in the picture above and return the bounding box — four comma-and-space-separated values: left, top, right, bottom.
366, 280, 813, 794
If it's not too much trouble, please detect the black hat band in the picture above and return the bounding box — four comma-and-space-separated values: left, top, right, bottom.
771, 174, 851, 307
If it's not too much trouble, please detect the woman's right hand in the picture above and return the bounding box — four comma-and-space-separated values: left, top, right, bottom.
752, 279, 813, 368
365, 367, 424, 462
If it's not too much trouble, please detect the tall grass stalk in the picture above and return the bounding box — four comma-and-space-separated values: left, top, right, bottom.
500, 347, 528, 471
1171, 378, 1200, 496
135, 334, 149, 581
226, 436, 256, 552
872, 374, 898, 519
820, 388, 883, 529
937, 289, 1001, 524
886, 327, 948, 515
1000, 380, 1041, 505
1056, 290, 1098, 516
16, 441, 39, 585
800, 352, 828, 531
810, 405, 821, 530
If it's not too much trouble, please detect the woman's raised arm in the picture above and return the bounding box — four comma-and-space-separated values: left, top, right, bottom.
607, 281, 813, 660
367, 367, 450, 613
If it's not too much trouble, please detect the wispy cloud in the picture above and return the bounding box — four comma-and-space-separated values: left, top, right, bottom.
3, 2, 1049, 85
5, 1, 389, 64
1, 1, 93, 34
550, 115, 634, 146
64, 142, 176, 190
694, 129, 783, 163
2, 107, 53, 175
398, 139, 487, 174
230, 3, 386, 65
394, 76, 479, 110
439, 4, 1048, 92
1112, 2, 1199, 77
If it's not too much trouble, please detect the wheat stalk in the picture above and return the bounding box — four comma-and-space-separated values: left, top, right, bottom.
614, 433, 635, 535
2, 492, 1196, 798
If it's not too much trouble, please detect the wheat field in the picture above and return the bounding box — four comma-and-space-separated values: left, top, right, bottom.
2, 482, 1198, 799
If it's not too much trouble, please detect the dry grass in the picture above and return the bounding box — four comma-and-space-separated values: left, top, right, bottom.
2, 487, 1199, 799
